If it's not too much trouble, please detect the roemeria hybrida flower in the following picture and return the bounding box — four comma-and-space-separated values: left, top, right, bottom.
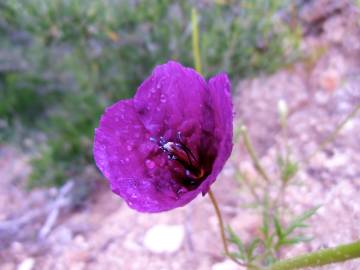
94, 61, 232, 213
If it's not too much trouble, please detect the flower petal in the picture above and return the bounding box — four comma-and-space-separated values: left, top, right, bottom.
133, 61, 208, 149
199, 73, 233, 194
94, 99, 152, 182
94, 98, 203, 212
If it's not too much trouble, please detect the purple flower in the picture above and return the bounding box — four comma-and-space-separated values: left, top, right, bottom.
93, 61, 233, 213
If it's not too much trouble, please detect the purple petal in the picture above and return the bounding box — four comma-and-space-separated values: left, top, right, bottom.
93, 99, 192, 212
199, 73, 233, 194
93, 99, 152, 182
133, 61, 209, 149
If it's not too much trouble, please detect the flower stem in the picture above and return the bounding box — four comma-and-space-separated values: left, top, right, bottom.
268, 240, 360, 270
191, 9, 248, 267
208, 189, 248, 267
191, 8, 202, 75
240, 125, 270, 183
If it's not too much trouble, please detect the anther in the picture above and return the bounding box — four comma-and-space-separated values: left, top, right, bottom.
150, 132, 204, 180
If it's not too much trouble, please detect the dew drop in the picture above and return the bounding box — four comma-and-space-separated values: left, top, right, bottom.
125, 157, 130, 162
176, 187, 187, 196
145, 159, 156, 169
127, 145, 133, 151
160, 94, 166, 103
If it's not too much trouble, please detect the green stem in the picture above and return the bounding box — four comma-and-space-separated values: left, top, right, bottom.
240, 125, 270, 183
191, 8, 202, 75
304, 102, 360, 164
268, 240, 360, 270
191, 11, 247, 266
238, 170, 261, 204
208, 189, 251, 268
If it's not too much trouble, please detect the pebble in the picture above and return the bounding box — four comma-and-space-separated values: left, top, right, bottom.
17, 258, 35, 270
143, 224, 185, 254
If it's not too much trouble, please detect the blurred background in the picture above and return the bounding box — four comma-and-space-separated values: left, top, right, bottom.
1, 0, 360, 269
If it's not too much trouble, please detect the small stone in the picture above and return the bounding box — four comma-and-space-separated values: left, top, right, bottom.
325, 152, 349, 168
74, 234, 89, 249
66, 250, 91, 264
11, 241, 24, 253
17, 258, 35, 270
319, 69, 340, 92
143, 224, 185, 254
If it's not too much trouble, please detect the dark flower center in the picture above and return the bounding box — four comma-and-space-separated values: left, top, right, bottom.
151, 132, 205, 183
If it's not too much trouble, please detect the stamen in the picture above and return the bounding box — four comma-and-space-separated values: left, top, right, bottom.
151, 133, 204, 180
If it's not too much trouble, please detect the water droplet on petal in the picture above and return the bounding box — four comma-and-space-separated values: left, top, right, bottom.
127, 145, 133, 151
160, 94, 166, 103
145, 159, 156, 169
176, 187, 187, 196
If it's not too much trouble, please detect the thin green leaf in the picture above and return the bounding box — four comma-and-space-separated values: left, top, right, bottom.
227, 225, 245, 258
261, 199, 271, 238
282, 160, 299, 183
285, 206, 321, 236
273, 215, 284, 239
246, 238, 261, 261
279, 235, 313, 246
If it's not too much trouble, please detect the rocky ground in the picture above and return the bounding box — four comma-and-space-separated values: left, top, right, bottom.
1, 1, 360, 270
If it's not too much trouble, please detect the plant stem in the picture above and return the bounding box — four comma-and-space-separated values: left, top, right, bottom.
191, 8, 202, 75
208, 189, 232, 259
238, 170, 261, 204
240, 125, 270, 183
208, 189, 249, 267
268, 240, 360, 270
191, 11, 249, 267
304, 102, 360, 164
